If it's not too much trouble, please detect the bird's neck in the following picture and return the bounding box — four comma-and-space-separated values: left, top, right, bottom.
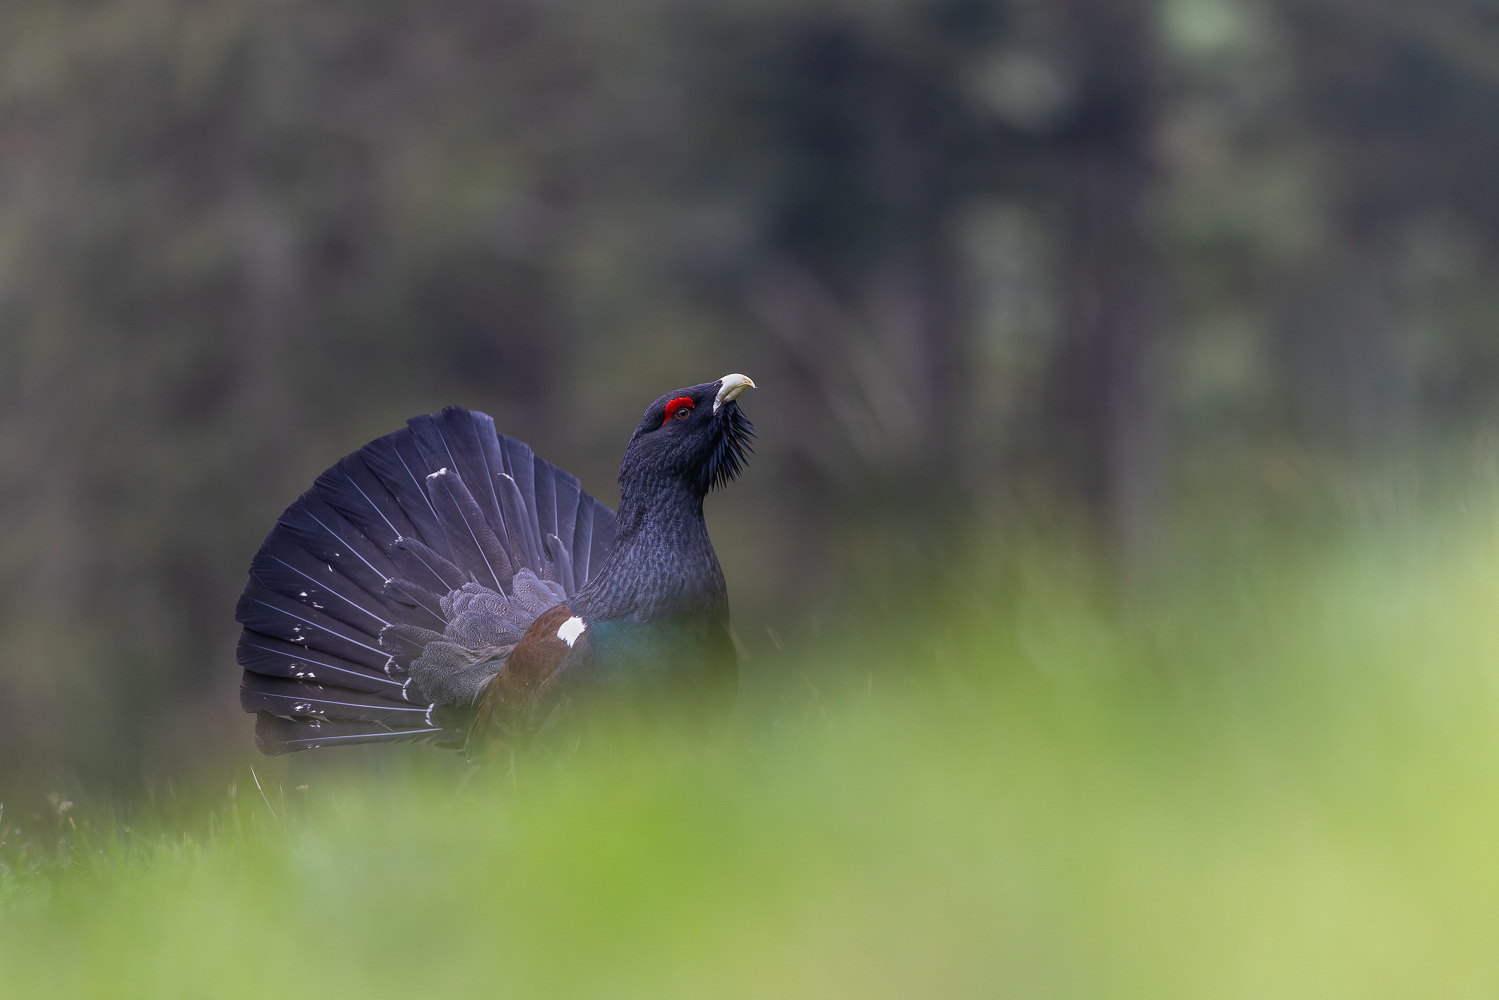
576, 473, 725, 623
615, 467, 705, 536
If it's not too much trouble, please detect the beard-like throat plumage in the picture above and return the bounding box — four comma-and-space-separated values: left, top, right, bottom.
700, 401, 756, 495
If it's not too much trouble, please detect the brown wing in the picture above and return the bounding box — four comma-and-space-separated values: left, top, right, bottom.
467, 604, 585, 755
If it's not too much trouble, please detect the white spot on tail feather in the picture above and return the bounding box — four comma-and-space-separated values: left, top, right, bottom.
557, 616, 586, 647
427, 468, 449, 480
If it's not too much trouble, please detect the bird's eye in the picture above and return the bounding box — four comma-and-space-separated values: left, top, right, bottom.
661, 397, 695, 426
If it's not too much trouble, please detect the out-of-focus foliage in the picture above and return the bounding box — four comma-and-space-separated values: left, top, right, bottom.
7, 507, 1499, 995
3, 0, 1499, 791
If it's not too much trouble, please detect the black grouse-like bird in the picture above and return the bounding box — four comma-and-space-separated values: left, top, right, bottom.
236, 374, 756, 755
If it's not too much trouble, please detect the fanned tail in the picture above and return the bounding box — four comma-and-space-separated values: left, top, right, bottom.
237, 407, 616, 755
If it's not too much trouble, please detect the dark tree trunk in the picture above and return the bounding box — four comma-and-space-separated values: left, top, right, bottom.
747, 16, 973, 583
1045, 0, 1168, 585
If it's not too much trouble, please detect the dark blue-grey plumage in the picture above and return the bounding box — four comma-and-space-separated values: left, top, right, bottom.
237, 407, 618, 753
237, 376, 752, 756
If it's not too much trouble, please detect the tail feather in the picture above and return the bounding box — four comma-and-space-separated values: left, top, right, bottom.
380, 623, 447, 673
254, 713, 449, 755
382, 577, 447, 622
588, 495, 615, 580
407, 410, 508, 560
276, 493, 400, 593
544, 534, 576, 598
241, 675, 431, 726
237, 577, 391, 671
549, 469, 582, 593
356, 431, 456, 563
236, 406, 618, 755
312, 452, 420, 548
467, 410, 522, 556
438, 409, 517, 559
495, 472, 538, 575
388, 536, 467, 595
532, 455, 559, 562
250, 526, 444, 637
499, 437, 544, 569
237, 632, 404, 693
571, 492, 597, 587
423, 467, 512, 594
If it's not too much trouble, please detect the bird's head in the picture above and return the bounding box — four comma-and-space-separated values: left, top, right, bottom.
621, 374, 757, 496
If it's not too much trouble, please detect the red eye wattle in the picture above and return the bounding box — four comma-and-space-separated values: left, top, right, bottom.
661, 397, 695, 426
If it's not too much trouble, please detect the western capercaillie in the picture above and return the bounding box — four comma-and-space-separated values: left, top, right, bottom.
236, 374, 756, 756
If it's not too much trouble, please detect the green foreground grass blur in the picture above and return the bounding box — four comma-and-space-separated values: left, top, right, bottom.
6, 510, 1499, 998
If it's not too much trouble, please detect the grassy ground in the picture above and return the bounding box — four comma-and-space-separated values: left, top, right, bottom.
5, 513, 1499, 998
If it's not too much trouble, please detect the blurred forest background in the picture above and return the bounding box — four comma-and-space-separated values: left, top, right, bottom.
3, 0, 1499, 795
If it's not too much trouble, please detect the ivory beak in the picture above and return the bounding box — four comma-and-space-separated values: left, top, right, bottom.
713, 373, 756, 414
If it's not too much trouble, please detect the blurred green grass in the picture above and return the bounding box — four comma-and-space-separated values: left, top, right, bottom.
6, 511, 1499, 998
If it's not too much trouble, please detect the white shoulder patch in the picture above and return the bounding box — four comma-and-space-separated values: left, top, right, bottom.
557, 616, 587, 648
